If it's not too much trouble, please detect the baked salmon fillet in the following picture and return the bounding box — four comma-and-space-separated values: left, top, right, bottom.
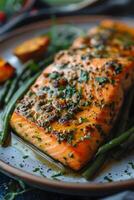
73, 20, 134, 58
10, 21, 134, 171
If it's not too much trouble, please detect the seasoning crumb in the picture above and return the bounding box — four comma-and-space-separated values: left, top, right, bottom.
23, 155, 29, 159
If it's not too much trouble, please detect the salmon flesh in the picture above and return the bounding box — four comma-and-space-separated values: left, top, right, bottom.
10, 20, 134, 170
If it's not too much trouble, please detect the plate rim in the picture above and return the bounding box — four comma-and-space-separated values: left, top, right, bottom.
0, 159, 134, 195
0, 15, 134, 195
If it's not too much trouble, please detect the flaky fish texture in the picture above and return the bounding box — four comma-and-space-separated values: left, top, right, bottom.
11, 20, 134, 170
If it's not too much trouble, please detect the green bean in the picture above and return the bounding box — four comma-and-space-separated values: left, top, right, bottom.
0, 72, 40, 146
0, 80, 12, 107
96, 126, 134, 156
116, 89, 134, 136
20, 70, 32, 83
121, 132, 134, 148
110, 90, 134, 158
20, 56, 53, 82
82, 126, 134, 179
127, 118, 134, 130
5, 60, 36, 104
82, 88, 134, 179
4, 78, 19, 104
112, 91, 134, 159
113, 133, 134, 159
82, 154, 106, 180
122, 132, 134, 145
39, 55, 54, 70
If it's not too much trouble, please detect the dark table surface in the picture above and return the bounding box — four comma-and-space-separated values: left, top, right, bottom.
0, 0, 134, 199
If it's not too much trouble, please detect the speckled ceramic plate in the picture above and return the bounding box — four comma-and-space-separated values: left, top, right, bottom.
0, 16, 134, 196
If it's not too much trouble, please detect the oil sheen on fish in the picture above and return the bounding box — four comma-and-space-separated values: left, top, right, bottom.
10, 20, 134, 170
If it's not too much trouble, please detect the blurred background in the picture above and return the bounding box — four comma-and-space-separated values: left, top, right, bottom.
0, 0, 134, 35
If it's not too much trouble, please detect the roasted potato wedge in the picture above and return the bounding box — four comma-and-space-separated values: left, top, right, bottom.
14, 36, 50, 62
0, 58, 15, 83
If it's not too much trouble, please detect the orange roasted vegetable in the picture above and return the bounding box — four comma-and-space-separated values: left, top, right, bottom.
0, 59, 15, 83
14, 36, 50, 62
